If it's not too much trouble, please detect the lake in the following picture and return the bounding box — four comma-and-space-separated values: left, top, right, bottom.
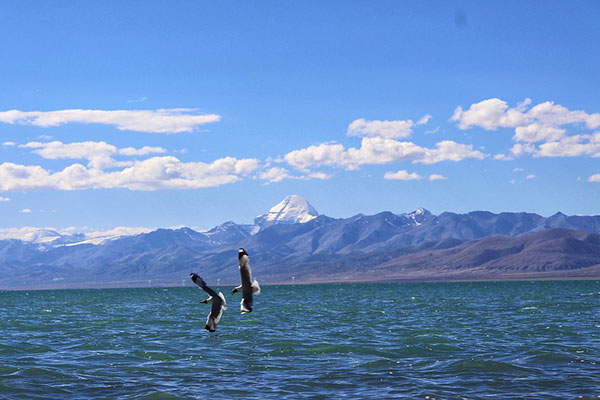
1, 281, 599, 399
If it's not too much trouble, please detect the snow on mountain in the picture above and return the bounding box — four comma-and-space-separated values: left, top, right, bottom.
253, 195, 318, 232
65, 227, 155, 246
404, 207, 432, 226
0, 227, 81, 245
0, 226, 153, 247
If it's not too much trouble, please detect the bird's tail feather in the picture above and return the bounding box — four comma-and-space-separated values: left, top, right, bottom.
240, 298, 252, 314
218, 292, 227, 310
251, 279, 260, 295
205, 316, 217, 332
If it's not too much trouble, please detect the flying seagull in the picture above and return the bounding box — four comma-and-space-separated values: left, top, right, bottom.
190, 273, 227, 332
232, 248, 260, 314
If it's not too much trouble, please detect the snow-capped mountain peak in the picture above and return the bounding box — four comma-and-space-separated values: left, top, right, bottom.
404, 207, 432, 225
253, 195, 318, 232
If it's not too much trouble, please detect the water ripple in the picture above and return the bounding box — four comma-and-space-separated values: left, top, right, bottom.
1, 281, 599, 399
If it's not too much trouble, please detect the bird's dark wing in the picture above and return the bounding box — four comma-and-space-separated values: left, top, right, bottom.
190, 273, 218, 298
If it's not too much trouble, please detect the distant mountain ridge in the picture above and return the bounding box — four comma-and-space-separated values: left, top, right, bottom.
1, 196, 600, 289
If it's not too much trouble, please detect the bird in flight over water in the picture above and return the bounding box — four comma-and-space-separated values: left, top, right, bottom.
232, 248, 260, 314
190, 273, 227, 332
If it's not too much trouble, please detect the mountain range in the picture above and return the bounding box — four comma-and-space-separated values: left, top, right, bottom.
2, 195, 600, 289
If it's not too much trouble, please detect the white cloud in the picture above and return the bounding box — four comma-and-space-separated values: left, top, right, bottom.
589, 174, 600, 182
0, 108, 221, 133
416, 114, 432, 125
510, 143, 536, 157
513, 123, 566, 143
384, 170, 423, 180
349, 137, 428, 165
526, 174, 536, 179
513, 168, 524, 172
1, 138, 260, 192
534, 133, 600, 158
347, 118, 416, 139
452, 98, 600, 131
119, 146, 166, 156
0, 196, 10, 201
451, 98, 529, 130
429, 174, 447, 181
420, 140, 486, 164
258, 167, 292, 183
308, 171, 331, 180
20, 140, 167, 170
284, 142, 352, 171
0, 155, 260, 192
257, 167, 332, 184
284, 137, 485, 171
2, 141, 15, 146
453, 98, 600, 161
21, 208, 31, 213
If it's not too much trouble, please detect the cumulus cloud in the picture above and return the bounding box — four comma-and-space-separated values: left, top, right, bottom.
284, 143, 352, 171
384, 170, 422, 180
308, 171, 331, 180
258, 167, 293, 183
284, 137, 485, 171
534, 133, 600, 158
0, 156, 260, 192
19, 140, 167, 170
589, 174, 600, 182
282, 112, 484, 178
347, 115, 431, 139
257, 167, 332, 184
510, 143, 536, 157
513, 124, 566, 143
0, 108, 221, 133
1, 139, 261, 192
452, 98, 600, 132
0, 196, 10, 201
451, 98, 529, 130
452, 98, 600, 160
347, 118, 415, 139
420, 140, 486, 164
2, 141, 15, 146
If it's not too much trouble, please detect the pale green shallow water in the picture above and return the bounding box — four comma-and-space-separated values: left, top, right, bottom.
1, 281, 599, 399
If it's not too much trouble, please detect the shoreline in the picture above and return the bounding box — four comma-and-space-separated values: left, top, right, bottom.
2, 273, 600, 291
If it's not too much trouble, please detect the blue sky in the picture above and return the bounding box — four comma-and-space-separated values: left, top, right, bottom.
1, 1, 600, 235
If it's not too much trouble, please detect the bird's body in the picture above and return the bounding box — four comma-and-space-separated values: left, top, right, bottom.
190, 273, 227, 332
232, 248, 260, 314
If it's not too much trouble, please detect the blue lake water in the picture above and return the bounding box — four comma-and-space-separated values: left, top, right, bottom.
1, 281, 599, 399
